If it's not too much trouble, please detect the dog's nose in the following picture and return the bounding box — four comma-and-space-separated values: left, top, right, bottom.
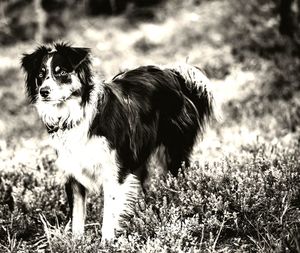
40, 87, 50, 98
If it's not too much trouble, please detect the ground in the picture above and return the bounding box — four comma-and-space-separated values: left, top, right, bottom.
1, 0, 300, 252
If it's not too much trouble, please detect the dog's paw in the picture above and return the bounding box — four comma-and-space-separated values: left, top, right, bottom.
71, 222, 85, 240
101, 226, 117, 245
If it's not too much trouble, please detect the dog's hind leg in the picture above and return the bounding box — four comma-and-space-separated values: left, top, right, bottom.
162, 101, 200, 176
165, 145, 192, 176
163, 126, 198, 176
101, 171, 139, 243
65, 177, 87, 238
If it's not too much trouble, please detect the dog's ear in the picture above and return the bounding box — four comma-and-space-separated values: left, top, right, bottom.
21, 46, 48, 74
55, 43, 91, 70
55, 43, 93, 104
21, 53, 35, 73
21, 46, 48, 103
67, 47, 93, 104
67, 47, 91, 70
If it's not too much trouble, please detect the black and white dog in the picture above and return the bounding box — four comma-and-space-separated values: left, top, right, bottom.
21, 43, 214, 242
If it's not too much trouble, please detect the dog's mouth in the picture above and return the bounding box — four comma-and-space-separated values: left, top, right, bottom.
40, 90, 81, 104
40, 98, 66, 104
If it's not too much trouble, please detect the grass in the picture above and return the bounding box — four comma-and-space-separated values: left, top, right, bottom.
1, 0, 300, 252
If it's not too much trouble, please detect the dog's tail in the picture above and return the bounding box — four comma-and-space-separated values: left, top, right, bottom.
166, 63, 216, 131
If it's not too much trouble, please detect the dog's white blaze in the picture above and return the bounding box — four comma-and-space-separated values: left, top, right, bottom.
46, 57, 52, 72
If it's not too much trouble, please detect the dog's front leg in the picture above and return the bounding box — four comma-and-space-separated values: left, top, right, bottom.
101, 173, 139, 243
65, 177, 87, 238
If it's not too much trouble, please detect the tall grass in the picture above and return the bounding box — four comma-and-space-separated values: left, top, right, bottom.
1, 0, 300, 252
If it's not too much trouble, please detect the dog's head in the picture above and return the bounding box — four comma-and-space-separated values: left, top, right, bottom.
21, 43, 93, 130
21, 42, 92, 104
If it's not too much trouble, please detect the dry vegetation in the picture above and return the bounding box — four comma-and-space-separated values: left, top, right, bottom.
1, 0, 300, 252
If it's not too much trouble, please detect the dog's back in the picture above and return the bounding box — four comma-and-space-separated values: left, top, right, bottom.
89, 64, 214, 182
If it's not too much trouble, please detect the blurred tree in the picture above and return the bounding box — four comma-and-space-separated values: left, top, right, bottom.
0, 0, 167, 45
85, 0, 165, 16
279, 0, 300, 36
41, 0, 78, 42
41, 0, 68, 12
125, 0, 166, 24
86, 0, 128, 15
0, 0, 38, 44
133, 0, 165, 7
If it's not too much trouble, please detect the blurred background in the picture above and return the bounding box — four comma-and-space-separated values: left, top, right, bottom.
1, 0, 300, 251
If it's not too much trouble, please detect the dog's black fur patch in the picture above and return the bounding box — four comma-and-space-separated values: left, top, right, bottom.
89, 65, 212, 183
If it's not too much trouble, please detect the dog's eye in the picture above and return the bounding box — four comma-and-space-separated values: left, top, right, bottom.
60, 70, 67, 76
55, 66, 67, 76
38, 67, 46, 78
38, 71, 45, 78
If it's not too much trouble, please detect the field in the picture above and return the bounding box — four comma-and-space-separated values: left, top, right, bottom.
1, 0, 300, 252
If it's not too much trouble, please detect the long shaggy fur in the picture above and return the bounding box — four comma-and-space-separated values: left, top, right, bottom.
21, 43, 215, 242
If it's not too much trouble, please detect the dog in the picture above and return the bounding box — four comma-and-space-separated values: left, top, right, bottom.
21, 43, 214, 242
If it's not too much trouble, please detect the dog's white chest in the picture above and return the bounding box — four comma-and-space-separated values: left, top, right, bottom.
52, 122, 117, 191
